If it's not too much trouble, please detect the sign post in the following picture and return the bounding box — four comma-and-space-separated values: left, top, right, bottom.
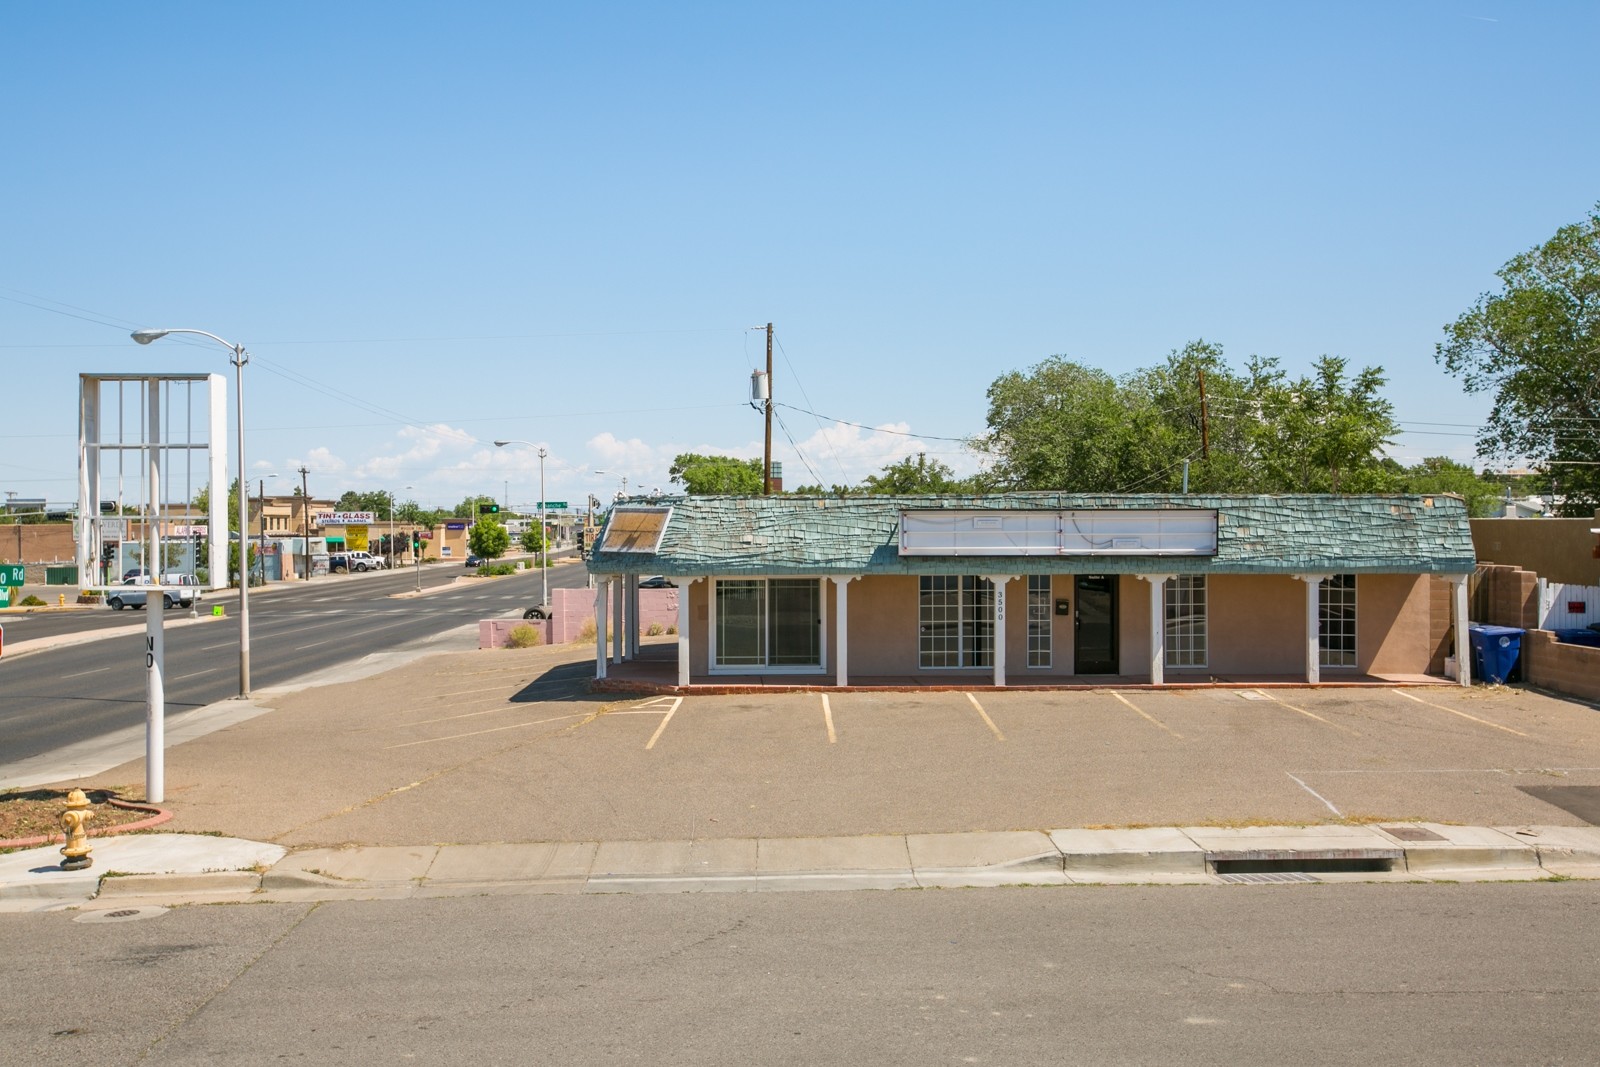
146, 594, 165, 803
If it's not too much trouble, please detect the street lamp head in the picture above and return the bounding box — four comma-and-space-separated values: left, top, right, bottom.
493, 440, 510, 448
131, 329, 170, 345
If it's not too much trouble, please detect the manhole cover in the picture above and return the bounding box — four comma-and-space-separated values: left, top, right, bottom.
1380, 826, 1447, 842
73, 906, 168, 924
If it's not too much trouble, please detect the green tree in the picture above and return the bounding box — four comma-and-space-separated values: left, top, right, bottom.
453, 494, 501, 519
977, 357, 1138, 491
1436, 204, 1600, 514
193, 479, 242, 530
335, 489, 395, 519
668, 453, 763, 494
861, 453, 965, 494
1246, 355, 1398, 492
468, 514, 511, 558
520, 523, 546, 554
1389, 457, 1506, 516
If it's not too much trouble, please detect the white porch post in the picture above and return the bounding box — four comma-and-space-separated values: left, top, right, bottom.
611, 576, 624, 664
985, 575, 1018, 688
628, 576, 640, 659
677, 579, 696, 687
1451, 574, 1471, 687
1297, 574, 1330, 684
1138, 575, 1174, 686
831, 576, 855, 687
595, 578, 609, 679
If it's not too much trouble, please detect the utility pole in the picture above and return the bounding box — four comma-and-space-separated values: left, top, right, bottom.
763, 321, 773, 495
298, 466, 309, 580
1197, 369, 1211, 461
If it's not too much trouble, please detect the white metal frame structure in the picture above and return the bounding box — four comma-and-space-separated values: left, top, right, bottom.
76, 373, 228, 591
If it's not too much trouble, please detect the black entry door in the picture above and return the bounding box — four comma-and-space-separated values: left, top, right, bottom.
1074, 575, 1118, 674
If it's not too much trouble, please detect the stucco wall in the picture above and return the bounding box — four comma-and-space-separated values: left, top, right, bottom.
1472, 514, 1600, 586
1184, 574, 1306, 675
1358, 573, 1431, 675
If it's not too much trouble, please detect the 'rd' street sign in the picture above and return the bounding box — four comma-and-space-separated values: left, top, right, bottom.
0, 564, 24, 585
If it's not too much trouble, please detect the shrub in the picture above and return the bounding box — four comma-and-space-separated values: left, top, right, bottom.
506, 624, 542, 649
645, 622, 665, 636
476, 563, 517, 576
574, 618, 613, 644
19, 595, 46, 607
667, 624, 678, 634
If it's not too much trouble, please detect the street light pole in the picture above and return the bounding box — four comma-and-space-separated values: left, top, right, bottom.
494, 439, 550, 605
133, 327, 253, 698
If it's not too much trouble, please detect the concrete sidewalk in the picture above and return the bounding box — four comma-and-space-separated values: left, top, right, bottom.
8, 619, 1600, 912
6, 822, 1600, 912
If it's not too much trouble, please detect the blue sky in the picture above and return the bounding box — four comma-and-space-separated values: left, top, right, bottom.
3, 2, 1596, 514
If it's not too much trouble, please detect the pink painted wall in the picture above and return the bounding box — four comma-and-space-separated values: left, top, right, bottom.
547, 585, 682, 644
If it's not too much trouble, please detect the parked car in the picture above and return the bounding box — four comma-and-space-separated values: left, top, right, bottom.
638, 575, 676, 588
465, 555, 486, 568
107, 574, 204, 611
523, 604, 551, 620
329, 551, 386, 572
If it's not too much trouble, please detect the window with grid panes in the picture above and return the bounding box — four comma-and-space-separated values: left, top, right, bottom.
1027, 575, 1051, 668
919, 576, 994, 668
1319, 574, 1357, 667
1164, 575, 1207, 667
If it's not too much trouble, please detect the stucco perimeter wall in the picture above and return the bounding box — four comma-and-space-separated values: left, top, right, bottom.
1472, 515, 1600, 587
1522, 629, 1600, 703
1475, 563, 1540, 630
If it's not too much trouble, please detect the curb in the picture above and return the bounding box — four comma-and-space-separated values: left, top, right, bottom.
0, 796, 172, 850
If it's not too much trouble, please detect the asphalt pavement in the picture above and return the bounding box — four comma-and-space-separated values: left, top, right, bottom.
0, 556, 591, 765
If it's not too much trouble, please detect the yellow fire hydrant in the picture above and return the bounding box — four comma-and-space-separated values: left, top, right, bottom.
59, 789, 94, 871
58, 593, 65, 607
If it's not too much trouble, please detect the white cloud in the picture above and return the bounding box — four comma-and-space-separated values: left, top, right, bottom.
775, 421, 981, 486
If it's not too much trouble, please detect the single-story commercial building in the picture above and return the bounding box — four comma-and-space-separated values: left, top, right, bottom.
585, 494, 1477, 689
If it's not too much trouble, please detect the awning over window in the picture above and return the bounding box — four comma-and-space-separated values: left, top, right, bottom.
600, 506, 674, 553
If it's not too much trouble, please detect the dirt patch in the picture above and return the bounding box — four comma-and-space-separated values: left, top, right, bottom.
0, 787, 158, 846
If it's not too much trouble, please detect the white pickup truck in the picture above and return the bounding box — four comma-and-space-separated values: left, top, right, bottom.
106, 574, 204, 611
329, 550, 386, 573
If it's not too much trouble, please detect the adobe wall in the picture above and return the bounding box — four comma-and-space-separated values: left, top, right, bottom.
1475, 563, 1540, 629
0, 523, 78, 569
1472, 513, 1600, 586
1522, 629, 1600, 703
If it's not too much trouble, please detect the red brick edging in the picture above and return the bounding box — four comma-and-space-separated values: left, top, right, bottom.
0, 794, 172, 850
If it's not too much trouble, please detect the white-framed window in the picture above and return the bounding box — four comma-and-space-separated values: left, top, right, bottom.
919, 576, 994, 669
712, 577, 822, 671
1319, 574, 1357, 668
1027, 574, 1052, 668
1165, 575, 1207, 668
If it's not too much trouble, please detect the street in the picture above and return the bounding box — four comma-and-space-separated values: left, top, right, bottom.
3, 881, 1597, 1065
0, 559, 591, 767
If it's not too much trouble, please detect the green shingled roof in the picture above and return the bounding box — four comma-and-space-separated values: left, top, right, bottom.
586, 493, 1476, 577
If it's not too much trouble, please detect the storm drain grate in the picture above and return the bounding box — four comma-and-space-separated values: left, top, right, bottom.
1209, 855, 1399, 877
1218, 871, 1321, 884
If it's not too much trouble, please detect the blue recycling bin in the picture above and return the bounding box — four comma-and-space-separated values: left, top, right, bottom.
1553, 628, 1600, 649
1467, 624, 1524, 685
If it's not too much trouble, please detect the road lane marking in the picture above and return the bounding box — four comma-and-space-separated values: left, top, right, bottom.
965, 693, 1005, 741
63, 666, 113, 678
173, 667, 225, 680
1257, 691, 1361, 737
384, 712, 587, 748
1286, 772, 1342, 816
1109, 691, 1184, 739
822, 694, 837, 743
645, 697, 683, 750
1391, 689, 1529, 737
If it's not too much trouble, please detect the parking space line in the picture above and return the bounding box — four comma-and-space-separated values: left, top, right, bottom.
1286, 772, 1343, 816
645, 697, 683, 750
1258, 691, 1361, 737
965, 693, 1006, 741
1391, 689, 1530, 737
384, 712, 587, 748
1109, 692, 1184, 739
822, 694, 836, 743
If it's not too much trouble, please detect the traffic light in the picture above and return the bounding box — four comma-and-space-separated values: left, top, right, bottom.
478, 503, 499, 515
411, 532, 421, 553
